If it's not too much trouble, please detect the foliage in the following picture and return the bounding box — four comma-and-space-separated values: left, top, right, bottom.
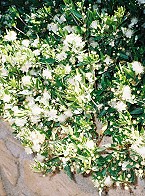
0, 0, 145, 193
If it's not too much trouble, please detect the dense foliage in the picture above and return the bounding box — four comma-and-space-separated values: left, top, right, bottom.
0, 0, 145, 193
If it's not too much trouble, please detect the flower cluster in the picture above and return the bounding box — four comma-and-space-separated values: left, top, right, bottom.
0, 0, 145, 193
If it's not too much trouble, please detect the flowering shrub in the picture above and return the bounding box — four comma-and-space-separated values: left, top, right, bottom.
0, 0, 145, 193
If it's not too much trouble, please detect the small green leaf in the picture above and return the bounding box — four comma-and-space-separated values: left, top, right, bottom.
64, 164, 74, 180
71, 9, 82, 19
130, 108, 143, 115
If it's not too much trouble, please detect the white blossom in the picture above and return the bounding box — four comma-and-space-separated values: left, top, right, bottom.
137, 0, 145, 4
21, 61, 32, 72
115, 101, 127, 112
104, 56, 113, 64
0, 68, 8, 76
64, 65, 71, 74
30, 115, 40, 124
15, 118, 27, 127
47, 23, 58, 33
22, 76, 31, 86
122, 161, 129, 171
59, 15, 66, 23
63, 25, 74, 33
64, 109, 73, 118
63, 33, 85, 50
104, 176, 113, 187
31, 38, 39, 47
131, 61, 144, 75
122, 86, 132, 102
58, 114, 67, 122
22, 39, 30, 47
42, 69, 52, 79
31, 104, 42, 115
32, 143, 41, 152
25, 147, 33, 154
35, 153, 45, 162
33, 49, 40, 56
90, 21, 98, 29
4, 31, 17, 41
46, 109, 58, 120
85, 140, 95, 149
121, 28, 133, 38
3, 94, 11, 102
56, 52, 67, 61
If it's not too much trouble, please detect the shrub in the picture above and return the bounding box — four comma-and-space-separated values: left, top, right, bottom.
0, 0, 145, 193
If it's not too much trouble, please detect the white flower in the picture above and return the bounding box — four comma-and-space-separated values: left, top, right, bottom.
33, 49, 40, 56
104, 56, 113, 65
25, 147, 33, 154
3, 94, 11, 102
40, 91, 51, 104
122, 161, 129, 171
26, 96, 35, 106
1, 55, 6, 63
42, 69, 52, 79
131, 61, 144, 75
125, 29, 133, 38
122, 86, 132, 102
31, 105, 42, 115
90, 21, 98, 29
0, 68, 8, 76
122, 28, 133, 38
115, 101, 127, 112
29, 131, 45, 144
4, 31, 17, 41
63, 25, 74, 33
30, 115, 40, 124
64, 65, 71, 74
85, 140, 95, 149
46, 109, 57, 120
137, 0, 145, 4
58, 114, 67, 122
31, 38, 39, 47
109, 40, 115, 47
74, 74, 82, 82
22, 76, 31, 86
56, 52, 67, 61
64, 33, 85, 49
47, 23, 58, 33
32, 143, 41, 152
64, 109, 73, 118
131, 144, 145, 159
90, 40, 98, 48
131, 17, 138, 25
22, 39, 30, 47
129, 18, 138, 28
35, 153, 45, 162
21, 61, 32, 72
15, 118, 27, 127
12, 106, 21, 115
104, 176, 113, 187
59, 15, 66, 23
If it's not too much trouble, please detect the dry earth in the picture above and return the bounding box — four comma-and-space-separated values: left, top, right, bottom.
0, 119, 145, 196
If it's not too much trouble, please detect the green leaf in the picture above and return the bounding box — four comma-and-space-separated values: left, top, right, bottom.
40, 58, 55, 64
64, 164, 74, 180
123, 67, 134, 78
130, 108, 143, 115
71, 9, 82, 19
